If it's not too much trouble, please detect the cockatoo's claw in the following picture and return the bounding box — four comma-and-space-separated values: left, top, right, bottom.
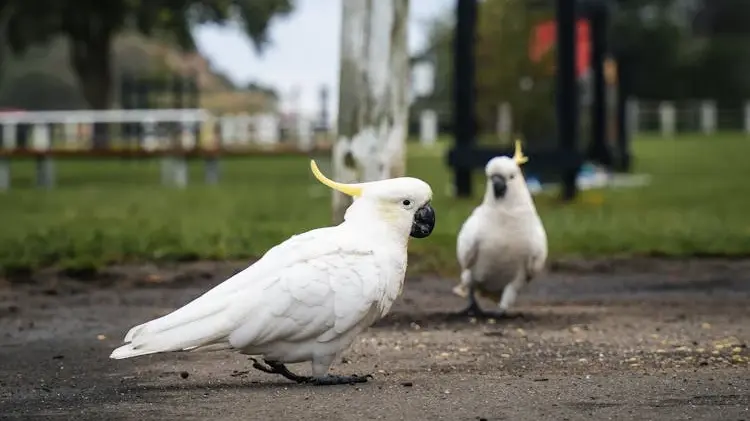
455, 302, 509, 320
455, 298, 484, 318
309, 374, 372, 386
250, 358, 312, 383
249, 358, 274, 374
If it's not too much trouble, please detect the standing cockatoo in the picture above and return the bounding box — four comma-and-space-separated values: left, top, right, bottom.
453, 141, 547, 318
110, 161, 436, 385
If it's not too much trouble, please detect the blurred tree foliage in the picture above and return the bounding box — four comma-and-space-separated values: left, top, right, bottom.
415, 0, 750, 136
474, 0, 554, 141
0, 0, 293, 111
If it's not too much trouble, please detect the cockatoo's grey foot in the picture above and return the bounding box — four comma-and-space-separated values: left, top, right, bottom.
309, 374, 373, 386
250, 358, 372, 385
456, 302, 509, 319
250, 358, 311, 383
456, 299, 484, 317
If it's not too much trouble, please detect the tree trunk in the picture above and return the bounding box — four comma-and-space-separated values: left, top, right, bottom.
332, 0, 410, 223
69, 32, 113, 149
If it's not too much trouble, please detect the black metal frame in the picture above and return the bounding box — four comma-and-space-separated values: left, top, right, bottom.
447, 0, 631, 200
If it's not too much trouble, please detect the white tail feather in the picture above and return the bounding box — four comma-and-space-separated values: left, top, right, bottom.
111, 296, 233, 360
110, 344, 162, 359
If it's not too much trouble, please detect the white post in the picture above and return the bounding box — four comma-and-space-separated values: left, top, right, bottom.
220, 114, 235, 146
200, 116, 218, 149
626, 99, 639, 137
63, 118, 78, 149
659, 101, 675, 138
332, 0, 409, 223
31, 123, 51, 151
419, 109, 437, 146
256, 113, 279, 146
142, 118, 158, 151
31, 123, 54, 188
236, 112, 252, 145
496, 102, 512, 140
0, 157, 8, 190
180, 121, 196, 149
2, 123, 16, 149
0, 122, 9, 189
700, 100, 716, 135
297, 116, 314, 151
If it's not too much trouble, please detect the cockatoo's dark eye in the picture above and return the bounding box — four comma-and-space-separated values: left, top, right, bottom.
402, 199, 411, 207
509, 174, 516, 180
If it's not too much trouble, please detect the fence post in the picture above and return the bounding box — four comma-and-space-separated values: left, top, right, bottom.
1, 122, 16, 191
700, 100, 716, 135
236, 112, 252, 146
161, 155, 188, 188
142, 118, 158, 151
220, 114, 235, 146
419, 109, 437, 146
202, 116, 220, 184
256, 113, 280, 146
62, 117, 78, 149
204, 155, 220, 185
180, 121, 196, 149
626, 99, 639, 137
658, 101, 675, 138
32, 123, 54, 189
172, 156, 188, 188
297, 117, 314, 151
0, 156, 8, 191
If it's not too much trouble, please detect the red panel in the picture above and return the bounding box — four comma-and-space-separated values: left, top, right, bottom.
530, 19, 591, 77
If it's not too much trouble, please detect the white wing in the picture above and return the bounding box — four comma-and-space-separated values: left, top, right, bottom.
111, 228, 389, 359
227, 250, 385, 348
456, 207, 483, 271
525, 220, 548, 280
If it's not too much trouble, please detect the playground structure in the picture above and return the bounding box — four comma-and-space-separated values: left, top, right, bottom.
447, 0, 630, 200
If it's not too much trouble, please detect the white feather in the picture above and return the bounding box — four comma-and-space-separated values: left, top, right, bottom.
454, 156, 548, 307
110, 226, 405, 364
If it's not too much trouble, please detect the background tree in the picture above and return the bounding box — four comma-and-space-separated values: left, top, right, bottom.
3, 0, 292, 110
1, 0, 293, 146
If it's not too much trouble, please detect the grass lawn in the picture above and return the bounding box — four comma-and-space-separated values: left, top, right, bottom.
0, 133, 748, 276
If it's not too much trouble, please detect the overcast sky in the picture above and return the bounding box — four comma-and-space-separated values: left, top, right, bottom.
192, 0, 454, 119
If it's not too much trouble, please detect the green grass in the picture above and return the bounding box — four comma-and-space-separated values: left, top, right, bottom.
1, 133, 749, 276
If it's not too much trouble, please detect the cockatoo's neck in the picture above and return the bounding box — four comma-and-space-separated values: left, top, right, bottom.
482, 179, 537, 214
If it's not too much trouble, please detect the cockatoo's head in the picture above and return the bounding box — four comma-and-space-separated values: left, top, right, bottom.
310, 161, 436, 239
484, 140, 531, 203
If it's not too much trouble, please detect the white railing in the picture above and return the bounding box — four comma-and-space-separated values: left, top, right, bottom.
414, 99, 750, 146
0, 108, 319, 152
0, 108, 326, 190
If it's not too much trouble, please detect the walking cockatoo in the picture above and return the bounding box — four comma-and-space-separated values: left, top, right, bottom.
110, 161, 436, 385
453, 141, 547, 318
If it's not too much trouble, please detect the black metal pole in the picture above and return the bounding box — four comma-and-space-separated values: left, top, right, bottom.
588, 3, 613, 167
453, 0, 478, 198
614, 56, 631, 171
556, 0, 579, 201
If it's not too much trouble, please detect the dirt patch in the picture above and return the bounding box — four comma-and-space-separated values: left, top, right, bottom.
1, 258, 749, 420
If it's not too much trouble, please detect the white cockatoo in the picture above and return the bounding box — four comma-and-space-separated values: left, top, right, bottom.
110, 161, 435, 385
453, 141, 547, 318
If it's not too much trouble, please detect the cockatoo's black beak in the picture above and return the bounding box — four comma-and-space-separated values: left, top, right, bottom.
491, 175, 507, 198
410, 203, 435, 238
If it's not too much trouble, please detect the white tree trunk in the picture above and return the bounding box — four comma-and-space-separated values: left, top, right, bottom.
332, 0, 409, 223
